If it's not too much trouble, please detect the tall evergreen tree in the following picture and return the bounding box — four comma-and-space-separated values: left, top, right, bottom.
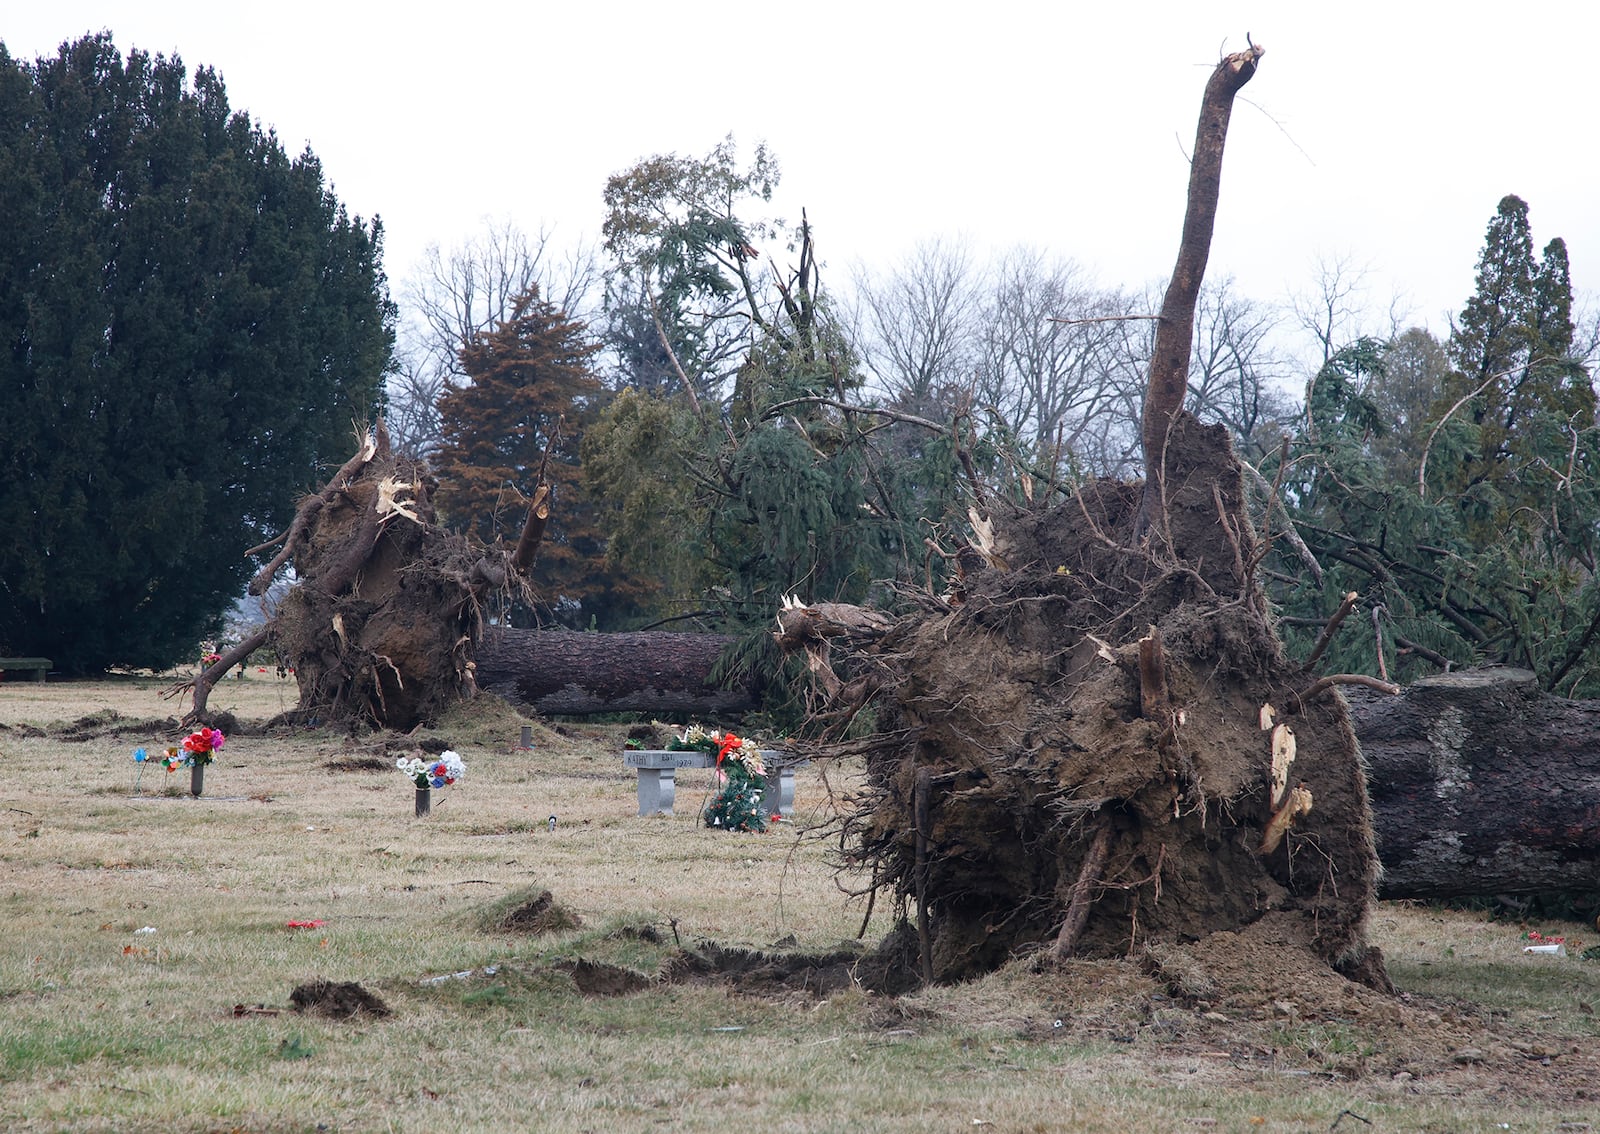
0, 34, 392, 671
1268, 198, 1600, 695
432, 286, 635, 628
1437, 195, 1593, 533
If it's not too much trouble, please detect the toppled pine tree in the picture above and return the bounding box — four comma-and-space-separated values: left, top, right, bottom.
185, 419, 529, 729
780, 41, 1392, 991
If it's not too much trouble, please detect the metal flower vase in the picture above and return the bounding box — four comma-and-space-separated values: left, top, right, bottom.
415, 785, 431, 817
190, 762, 205, 798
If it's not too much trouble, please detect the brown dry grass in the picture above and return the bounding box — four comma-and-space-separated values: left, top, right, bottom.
1, 680, 1597, 1133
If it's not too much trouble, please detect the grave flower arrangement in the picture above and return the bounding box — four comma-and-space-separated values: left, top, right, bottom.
132, 745, 185, 791
397, 750, 465, 790
672, 726, 768, 832
132, 746, 186, 774
181, 726, 225, 767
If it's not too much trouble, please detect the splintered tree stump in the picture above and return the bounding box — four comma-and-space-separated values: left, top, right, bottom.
1349, 668, 1600, 898
1139, 40, 1264, 532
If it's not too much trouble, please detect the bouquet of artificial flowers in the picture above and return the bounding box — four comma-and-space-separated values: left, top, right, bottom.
670, 726, 768, 832
397, 750, 465, 789
181, 726, 225, 767
132, 746, 185, 790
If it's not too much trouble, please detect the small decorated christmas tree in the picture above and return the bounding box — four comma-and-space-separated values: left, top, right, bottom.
671, 727, 769, 833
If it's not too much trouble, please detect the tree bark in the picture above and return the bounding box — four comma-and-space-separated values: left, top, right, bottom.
471, 616, 1596, 899
1348, 667, 1600, 898
475, 628, 753, 716
1140, 42, 1264, 534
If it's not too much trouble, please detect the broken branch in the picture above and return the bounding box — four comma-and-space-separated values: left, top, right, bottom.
1054, 818, 1115, 959
1304, 591, 1359, 669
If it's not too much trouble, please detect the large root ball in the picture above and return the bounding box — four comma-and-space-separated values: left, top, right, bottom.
847, 417, 1380, 986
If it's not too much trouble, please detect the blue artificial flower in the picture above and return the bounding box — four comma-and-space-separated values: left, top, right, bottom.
133, 747, 147, 762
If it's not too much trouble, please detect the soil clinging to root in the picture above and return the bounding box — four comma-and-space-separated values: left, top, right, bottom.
840, 415, 1381, 987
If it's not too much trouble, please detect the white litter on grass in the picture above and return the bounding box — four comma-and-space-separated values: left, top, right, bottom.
134, 927, 156, 935
420, 969, 477, 985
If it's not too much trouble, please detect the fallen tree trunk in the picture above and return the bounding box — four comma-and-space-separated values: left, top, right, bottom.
475, 628, 752, 716
1349, 667, 1600, 899
463, 628, 1595, 900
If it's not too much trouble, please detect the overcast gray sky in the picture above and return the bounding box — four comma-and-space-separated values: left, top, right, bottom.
8, 2, 1597, 345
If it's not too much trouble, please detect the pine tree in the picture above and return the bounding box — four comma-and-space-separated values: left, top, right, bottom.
1436, 196, 1594, 532
0, 35, 391, 671
433, 286, 640, 627
1269, 199, 1600, 695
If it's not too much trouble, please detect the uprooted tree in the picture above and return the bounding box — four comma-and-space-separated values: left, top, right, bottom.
185, 419, 752, 729
775, 40, 1400, 990
186, 420, 496, 728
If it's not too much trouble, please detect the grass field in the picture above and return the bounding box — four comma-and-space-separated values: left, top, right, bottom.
2, 676, 1597, 1132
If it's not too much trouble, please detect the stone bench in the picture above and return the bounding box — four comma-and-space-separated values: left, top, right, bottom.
624, 749, 803, 818
0, 657, 52, 682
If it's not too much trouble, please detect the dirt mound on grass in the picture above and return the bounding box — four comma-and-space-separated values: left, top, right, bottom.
555, 939, 864, 999
289, 979, 391, 1018
661, 941, 863, 997
885, 912, 1600, 1103
561, 958, 652, 997
836, 415, 1381, 988
52, 711, 185, 741
490, 889, 583, 935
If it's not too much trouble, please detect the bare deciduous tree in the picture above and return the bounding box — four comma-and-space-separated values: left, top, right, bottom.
849, 237, 983, 416
973, 248, 1145, 477
1184, 276, 1293, 458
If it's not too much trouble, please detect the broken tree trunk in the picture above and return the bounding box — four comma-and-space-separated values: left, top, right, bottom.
1140, 39, 1264, 536
475, 628, 752, 716
1349, 667, 1600, 899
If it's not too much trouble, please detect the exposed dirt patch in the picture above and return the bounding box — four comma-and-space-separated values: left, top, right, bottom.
51, 711, 186, 742
552, 939, 865, 1000
288, 979, 391, 1019
561, 958, 652, 997
660, 941, 863, 997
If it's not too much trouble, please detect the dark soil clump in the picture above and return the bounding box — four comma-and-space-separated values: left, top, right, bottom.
289, 979, 391, 1018
561, 958, 652, 997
